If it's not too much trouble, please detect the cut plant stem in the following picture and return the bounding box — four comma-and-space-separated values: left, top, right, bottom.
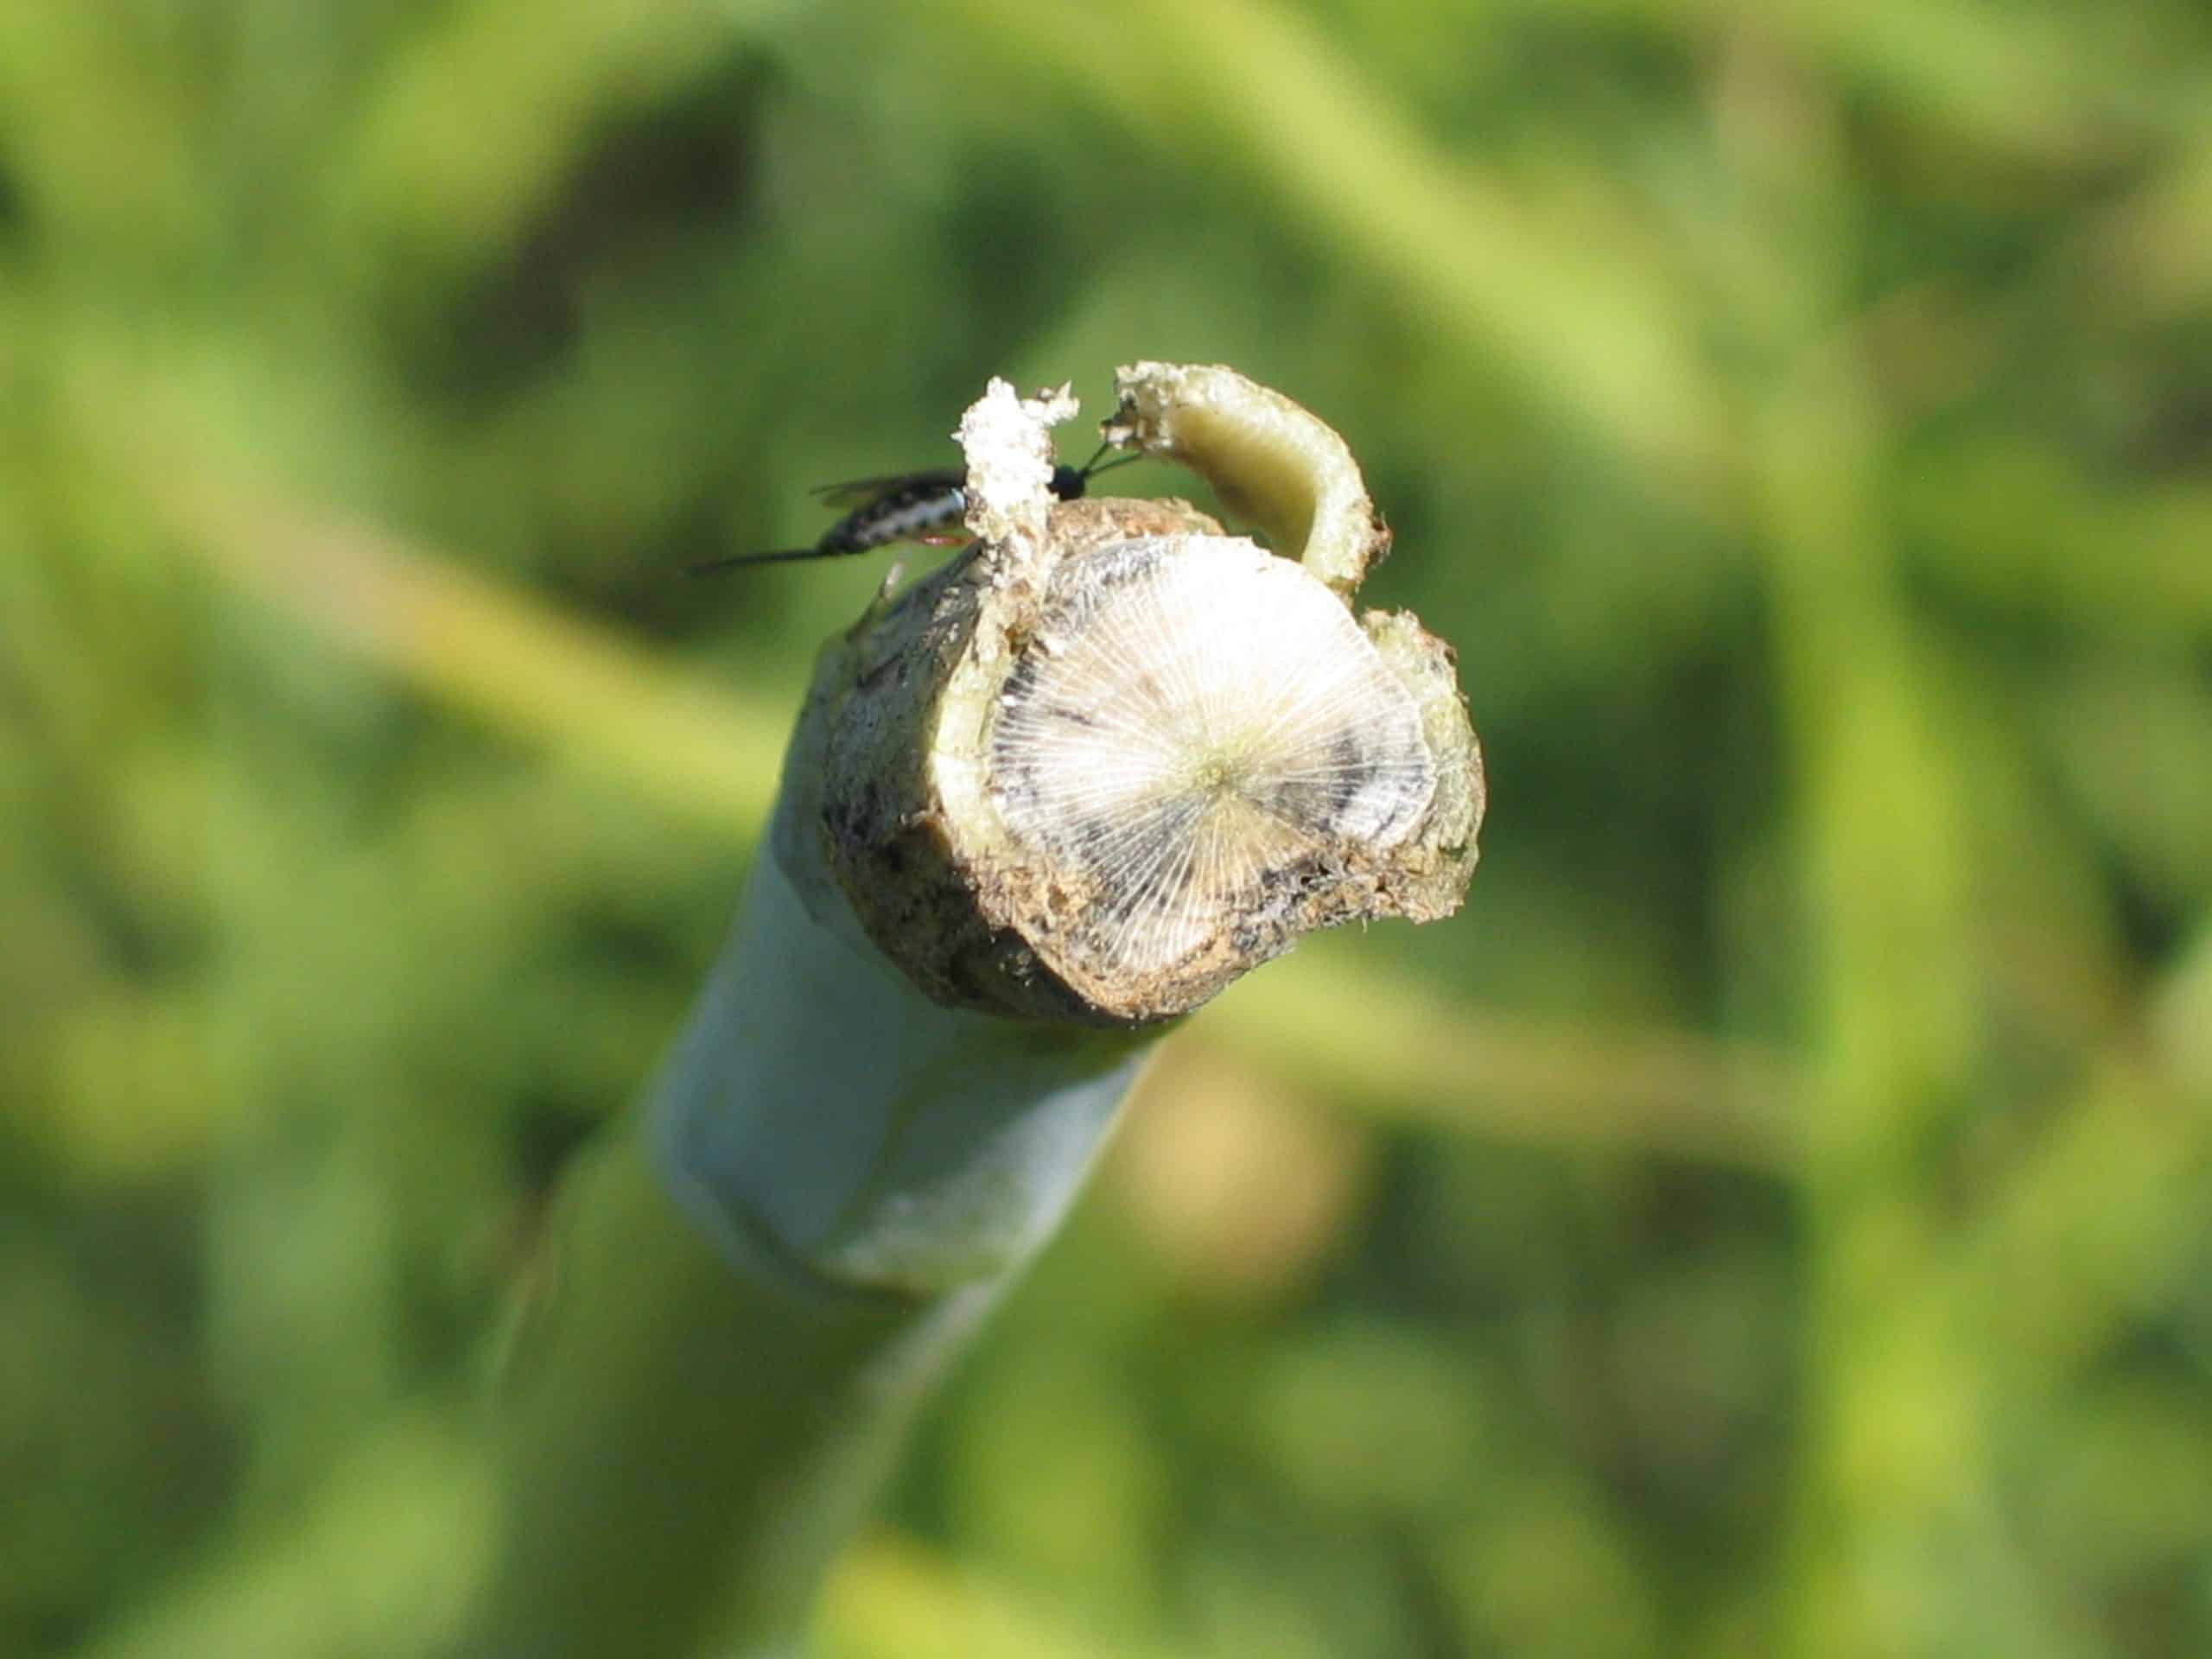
452, 366, 1483, 1657
818, 367, 1483, 1026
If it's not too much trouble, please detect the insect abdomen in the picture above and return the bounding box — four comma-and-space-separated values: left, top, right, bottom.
829, 485, 969, 553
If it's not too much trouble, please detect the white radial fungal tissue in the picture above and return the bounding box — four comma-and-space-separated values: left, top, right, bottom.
988, 535, 1437, 983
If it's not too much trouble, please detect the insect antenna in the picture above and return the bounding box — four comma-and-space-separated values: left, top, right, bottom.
1075, 439, 1144, 481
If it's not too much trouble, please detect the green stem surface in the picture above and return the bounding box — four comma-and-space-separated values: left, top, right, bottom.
456, 807, 1149, 1658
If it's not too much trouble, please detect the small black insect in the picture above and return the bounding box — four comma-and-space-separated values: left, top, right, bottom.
689, 441, 1140, 575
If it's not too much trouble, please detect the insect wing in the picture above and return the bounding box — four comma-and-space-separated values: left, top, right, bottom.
808, 468, 965, 508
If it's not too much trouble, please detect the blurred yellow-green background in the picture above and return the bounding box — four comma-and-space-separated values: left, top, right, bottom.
5, 1, 2211, 1655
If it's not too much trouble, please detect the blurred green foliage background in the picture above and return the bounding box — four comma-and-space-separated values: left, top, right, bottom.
5, 1, 2211, 1655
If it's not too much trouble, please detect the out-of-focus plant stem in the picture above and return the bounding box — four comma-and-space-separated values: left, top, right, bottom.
451, 1120, 982, 1658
